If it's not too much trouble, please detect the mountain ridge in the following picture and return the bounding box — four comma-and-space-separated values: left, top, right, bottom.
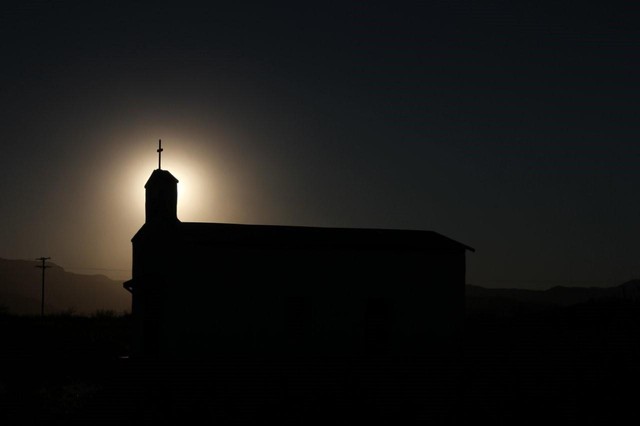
4, 256, 637, 316
0, 257, 130, 315
466, 280, 640, 316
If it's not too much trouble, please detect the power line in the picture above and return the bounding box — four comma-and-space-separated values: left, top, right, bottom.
65, 267, 129, 272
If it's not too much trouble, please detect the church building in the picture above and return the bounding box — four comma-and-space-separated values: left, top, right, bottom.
124, 146, 474, 359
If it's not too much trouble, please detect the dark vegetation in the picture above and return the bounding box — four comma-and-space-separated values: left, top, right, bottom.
2, 286, 640, 425
0, 312, 130, 425
464, 297, 640, 424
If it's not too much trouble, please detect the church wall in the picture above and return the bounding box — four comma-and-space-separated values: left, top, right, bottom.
131, 232, 465, 359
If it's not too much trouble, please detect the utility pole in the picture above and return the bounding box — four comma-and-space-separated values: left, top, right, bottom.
35, 257, 51, 317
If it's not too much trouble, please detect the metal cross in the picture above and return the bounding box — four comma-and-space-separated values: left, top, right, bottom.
157, 139, 163, 169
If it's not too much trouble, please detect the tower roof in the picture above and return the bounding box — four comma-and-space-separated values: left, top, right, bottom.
144, 169, 179, 188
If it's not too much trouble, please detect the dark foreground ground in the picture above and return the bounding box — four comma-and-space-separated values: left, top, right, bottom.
1, 300, 639, 425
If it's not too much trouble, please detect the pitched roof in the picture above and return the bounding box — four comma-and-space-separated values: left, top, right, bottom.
171, 222, 474, 252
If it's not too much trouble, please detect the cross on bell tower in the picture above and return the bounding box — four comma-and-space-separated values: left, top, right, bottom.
157, 139, 163, 170
145, 139, 179, 224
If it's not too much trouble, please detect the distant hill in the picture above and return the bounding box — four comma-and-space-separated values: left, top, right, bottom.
5, 255, 638, 317
0, 258, 130, 315
466, 280, 640, 315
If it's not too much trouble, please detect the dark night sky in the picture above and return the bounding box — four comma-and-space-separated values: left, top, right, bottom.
1, 1, 640, 287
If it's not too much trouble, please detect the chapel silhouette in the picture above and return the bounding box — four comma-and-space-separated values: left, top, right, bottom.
124, 143, 474, 359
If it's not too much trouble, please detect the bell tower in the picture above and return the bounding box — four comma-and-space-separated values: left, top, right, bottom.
144, 140, 179, 224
